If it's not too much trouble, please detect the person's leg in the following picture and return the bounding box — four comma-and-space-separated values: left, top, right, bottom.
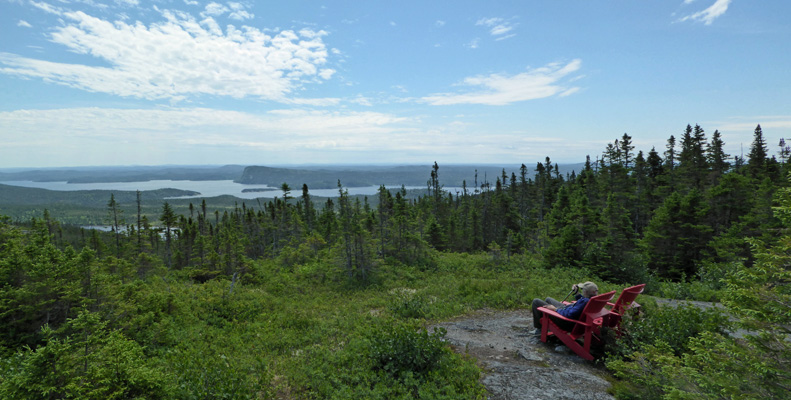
531, 298, 549, 329
544, 297, 565, 308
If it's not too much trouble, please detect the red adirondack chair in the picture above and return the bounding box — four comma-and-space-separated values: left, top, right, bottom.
537, 290, 616, 361
606, 284, 645, 328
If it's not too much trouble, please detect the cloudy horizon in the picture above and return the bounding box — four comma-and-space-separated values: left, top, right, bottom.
1, 0, 789, 168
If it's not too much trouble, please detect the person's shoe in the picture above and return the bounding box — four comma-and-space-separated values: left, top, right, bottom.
532, 328, 542, 336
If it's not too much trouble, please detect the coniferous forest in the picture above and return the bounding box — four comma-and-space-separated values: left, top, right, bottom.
1, 124, 790, 399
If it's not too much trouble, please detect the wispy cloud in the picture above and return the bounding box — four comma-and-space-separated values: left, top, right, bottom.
0, 107, 411, 165
420, 59, 582, 106
0, 106, 596, 166
476, 17, 517, 39
29, 1, 62, 15
678, 0, 732, 25
0, 8, 334, 102
17, 20, 33, 28
716, 116, 791, 132
227, 2, 253, 21
200, 2, 253, 20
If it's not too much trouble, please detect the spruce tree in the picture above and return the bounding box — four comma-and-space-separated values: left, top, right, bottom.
640, 189, 712, 279
748, 124, 768, 178
106, 193, 124, 257
706, 129, 730, 180
160, 202, 177, 269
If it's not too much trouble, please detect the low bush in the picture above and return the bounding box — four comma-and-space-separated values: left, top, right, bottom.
369, 323, 448, 379
388, 289, 432, 320
605, 300, 733, 399
610, 300, 731, 358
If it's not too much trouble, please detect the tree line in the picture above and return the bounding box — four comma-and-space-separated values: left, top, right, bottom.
77, 124, 787, 287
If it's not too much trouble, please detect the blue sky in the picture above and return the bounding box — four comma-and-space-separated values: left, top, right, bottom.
0, 0, 789, 168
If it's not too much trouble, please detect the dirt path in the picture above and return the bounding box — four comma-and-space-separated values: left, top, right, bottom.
432, 309, 614, 400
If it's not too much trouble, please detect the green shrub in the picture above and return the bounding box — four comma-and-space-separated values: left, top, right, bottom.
610, 301, 731, 358
606, 301, 733, 399
369, 323, 449, 379
388, 289, 432, 320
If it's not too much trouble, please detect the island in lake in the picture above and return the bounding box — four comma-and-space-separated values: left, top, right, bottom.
241, 188, 278, 193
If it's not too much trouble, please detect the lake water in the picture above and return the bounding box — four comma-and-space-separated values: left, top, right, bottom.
0, 180, 459, 199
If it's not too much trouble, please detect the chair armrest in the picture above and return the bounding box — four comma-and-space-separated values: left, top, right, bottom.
537, 307, 590, 327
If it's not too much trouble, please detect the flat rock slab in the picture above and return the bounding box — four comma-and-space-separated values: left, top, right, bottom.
432, 309, 614, 400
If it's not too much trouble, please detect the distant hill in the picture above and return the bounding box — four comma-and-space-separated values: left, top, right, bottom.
238, 164, 586, 189
0, 184, 198, 207
0, 163, 586, 189
0, 165, 246, 183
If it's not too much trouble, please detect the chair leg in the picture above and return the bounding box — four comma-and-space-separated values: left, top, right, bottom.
545, 321, 594, 361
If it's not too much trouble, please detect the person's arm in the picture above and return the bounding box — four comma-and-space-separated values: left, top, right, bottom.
558, 297, 589, 319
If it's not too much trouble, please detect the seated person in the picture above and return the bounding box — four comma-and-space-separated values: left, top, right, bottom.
531, 281, 599, 334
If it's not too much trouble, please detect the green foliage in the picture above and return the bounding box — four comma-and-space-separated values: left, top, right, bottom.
650, 261, 733, 302
609, 301, 731, 359
0, 310, 171, 400
388, 289, 433, 320
285, 320, 484, 400
641, 190, 713, 280
605, 303, 731, 399
609, 176, 791, 399
369, 322, 449, 379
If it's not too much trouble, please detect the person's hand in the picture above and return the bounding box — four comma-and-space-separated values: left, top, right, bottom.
546, 305, 557, 311
571, 283, 579, 293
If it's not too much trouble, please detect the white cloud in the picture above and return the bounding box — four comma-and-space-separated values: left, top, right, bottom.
476, 17, 502, 27
30, 1, 62, 15
199, 3, 254, 20
435, 20, 445, 27
17, 20, 33, 28
229, 10, 253, 20
716, 117, 791, 132
285, 97, 341, 106
228, 2, 253, 20
420, 59, 582, 106
465, 38, 480, 49
202, 2, 228, 17
0, 107, 415, 166
0, 106, 599, 166
678, 0, 732, 25
183, 0, 199, 5
0, 10, 334, 102
476, 17, 517, 38
489, 24, 512, 36
350, 95, 373, 106
318, 68, 336, 80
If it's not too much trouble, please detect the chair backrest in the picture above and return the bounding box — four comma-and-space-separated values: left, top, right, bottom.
611, 284, 646, 314
571, 290, 616, 334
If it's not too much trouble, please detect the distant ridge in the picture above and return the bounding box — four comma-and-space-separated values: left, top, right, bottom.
238, 164, 586, 189
0, 165, 245, 183
0, 163, 586, 189
0, 183, 198, 207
